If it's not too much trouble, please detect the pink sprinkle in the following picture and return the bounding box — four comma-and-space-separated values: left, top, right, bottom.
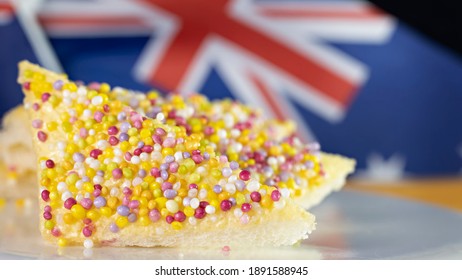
128, 200, 140, 209
94, 111, 104, 123
44, 205, 52, 212
108, 136, 119, 146
150, 167, 161, 178
192, 150, 201, 155
41, 190, 50, 202
133, 148, 142, 156
41, 93, 51, 102
82, 226, 92, 237
83, 218, 92, 225
241, 203, 252, 212
108, 126, 119, 135
189, 183, 198, 189
23, 82, 31, 90
155, 128, 166, 136
174, 211, 186, 222
124, 152, 132, 161
239, 170, 251, 181
80, 128, 88, 138
222, 246, 230, 252
93, 189, 101, 197
112, 168, 123, 179
122, 196, 130, 206
123, 187, 132, 196
64, 198, 77, 210
166, 215, 174, 224
141, 145, 154, 153
37, 131, 47, 142
250, 191, 261, 202
45, 159, 55, 168
90, 149, 103, 159
152, 135, 163, 145
32, 119, 43, 129
200, 201, 209, 208
163, 137, 176, 148
133, 120, 143, 129
80, 198, 93, 210
149, 209, 161, 222
204, 126, 214, 135
161, 182, 173, 191
103, 104, 110, 113
240, 214, 250, 224
219, 155, 228, 163
69, 116, 77, 124
51, 227, 61, 237
169, 162, 179, 173
194, 207, 206, 219
94, 184, 102, 191
220, 200, 232, 211
32, 103, 40, 111
271, 190, 281, 202
191, 154, 203, 164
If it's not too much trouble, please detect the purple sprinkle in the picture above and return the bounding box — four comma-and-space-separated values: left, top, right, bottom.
235, 180, 246, 191
161, 170, 169, 180
129, 98, 140, 108
53, 80, 64, 90
120, 122, 131, 133
160, 163, 169, 171
222, 167, 232, 177
119, 133, 129, 142
165, 155, 174, 163
280, 171, 290, 182
229, 161, 239, 170
229, 197, 236, 206
94, 196, 106, 208
203, 152, 210, 160
109, 223, 119, 233
117, 112, 126, 121
82, 176, 90, 183
183, 152, 191, 159
163, 137, 176, 148
305, 161, 314, 169
96, 170, 104, 177
73, 153, 85, 163
117, 205, 130, 216
128, 213, 137, 223
138, 169, 147, 178
149, 209, 161, 222
137, 141, 145, 149
163, 189, 177, 199
213, 185, 222, 194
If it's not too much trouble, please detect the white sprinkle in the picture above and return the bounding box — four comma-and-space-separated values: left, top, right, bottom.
188, 189, 198, 198
182, 197, 191, 207
174, 151, 183, 161
132, 177, 143, 186
277, 155, 286, 164
246, 180, 260, 192
40, 161, 46, 169
89, 160, 100, 170
240, 214, 250, 224
274, 200, 286, 209
166, 200, 179, 213
156, 113, 165, 122
57, 182, 67, 193
63, 97, 72, 106
173, 182, 181, 190
155, 177, 164, 184
210, 216, 217, 223
234, 208, 243, 218
85, 157, 93, 165
188, 217, 197, 225
225, 183, 236, 195
103, 158, 111, 165
205, 205, 216, 214
89, 129, 95, 136
113, 148, 122, 157
131, 156, 141, 165
113, 156, 122, 164
190, 198, 200, 209
228, 175, 237, 183
259, 189, 267, 196
196, 166, 206, 174
110, 187, 119, 197
217, 129, 227, 139
154, 144, 162, 152
83, 109, 92, 118
57, 141, 66, 151
230, 129, 241, 138
77, 87, 86, 95
97, 140, 109, 150
199, 189, 208, 200
83, 239, 94, 249
267, 157, 278, 166
61, 191, 72, 201
84, 192, 91, 199
140, 152, 149, 162
91, 95, 103, 106
93, 176, 103, 185
121, 180, 131, 189
151, 151, 162, 161
280, 188, 290, 198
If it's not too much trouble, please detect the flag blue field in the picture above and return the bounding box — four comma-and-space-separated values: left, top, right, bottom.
1, 0, 461, 179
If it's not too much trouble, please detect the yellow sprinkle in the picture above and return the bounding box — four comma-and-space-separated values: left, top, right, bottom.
100, 206, 113, 217
171, 221, 183, 230
63, 213, 75, 224
184, 206, 194, 217
107, 197, 119, 209
87, 210, 100, 221
139, 216, 150, 226
116, 216, 129, 228
57, 238, 68, 247
44, 220, 55, 230
71, 204, 86, 219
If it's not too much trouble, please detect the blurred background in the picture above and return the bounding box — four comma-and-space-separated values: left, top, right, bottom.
0, 0, 461, 188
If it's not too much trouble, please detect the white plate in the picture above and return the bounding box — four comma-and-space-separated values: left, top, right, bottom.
1, 190, 461, 259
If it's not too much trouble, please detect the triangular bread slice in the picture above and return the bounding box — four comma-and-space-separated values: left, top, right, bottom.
18, 61, 315, 247
4, 61, 355, 209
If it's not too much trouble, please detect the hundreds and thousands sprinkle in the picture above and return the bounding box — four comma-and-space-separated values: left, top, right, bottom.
20, 65, 324, 247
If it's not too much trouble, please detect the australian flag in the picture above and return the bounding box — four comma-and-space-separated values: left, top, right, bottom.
1, 0, 461, 181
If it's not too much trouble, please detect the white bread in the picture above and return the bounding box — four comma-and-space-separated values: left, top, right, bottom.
19, 60, 316, 248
